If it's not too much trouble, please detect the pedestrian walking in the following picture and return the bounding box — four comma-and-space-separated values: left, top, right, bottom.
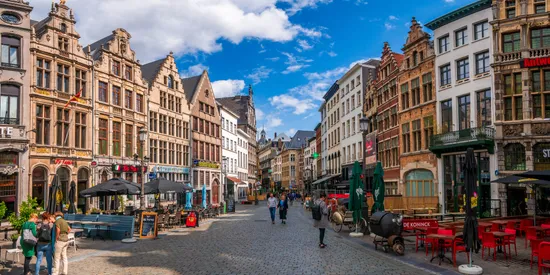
267, 193, 278, 224
36, 212, 55, 275
52, 211, 71, 275
21, 213, 38, 275
313, 193, 329, 248
278, 194, 289, 224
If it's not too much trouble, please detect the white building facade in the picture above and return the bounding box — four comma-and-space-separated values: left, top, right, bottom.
237, 129, 249, 201
426, 1, 497, 214
219, 105, 239, 203
303, 137, 317, 184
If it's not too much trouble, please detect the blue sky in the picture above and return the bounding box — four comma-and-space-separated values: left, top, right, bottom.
31, 0, 479, 139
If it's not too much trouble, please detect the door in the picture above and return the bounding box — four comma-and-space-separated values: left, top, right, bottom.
507, 187, 527, 216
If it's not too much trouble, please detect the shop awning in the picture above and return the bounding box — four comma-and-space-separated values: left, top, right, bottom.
226, 176, 241, 183
312, 174, 340, 185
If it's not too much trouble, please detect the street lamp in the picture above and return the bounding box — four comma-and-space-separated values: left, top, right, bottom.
222, 157, 228, 211
138, 127, 148, 209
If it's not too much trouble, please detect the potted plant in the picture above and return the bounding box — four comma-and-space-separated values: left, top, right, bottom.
0, 201, 7, 226
7, 197, 38, 248
10, 233, 20, 248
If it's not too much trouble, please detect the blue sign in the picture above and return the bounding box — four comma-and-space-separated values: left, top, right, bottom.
149, 172, 156, 179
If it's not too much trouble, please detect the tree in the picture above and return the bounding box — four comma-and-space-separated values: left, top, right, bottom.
8, 196, 38, 232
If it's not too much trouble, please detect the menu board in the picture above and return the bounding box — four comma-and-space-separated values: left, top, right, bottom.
139, 212, 158, 239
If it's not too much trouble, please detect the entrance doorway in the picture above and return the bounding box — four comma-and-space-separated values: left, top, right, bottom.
77, 168, 89, 213
507, 186, 527, 216
56, 167, 70, 206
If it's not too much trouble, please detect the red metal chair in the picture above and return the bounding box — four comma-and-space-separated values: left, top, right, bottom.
503, 228, 518, 256
482, 232, 498, 261
532, 239, 543, 269
538, 242, 550, 275
526, 227, 541, 248
520, 219, 534, 237
491, 223, 501, 232
452, 237, 469, 267
425, 227, 439, 256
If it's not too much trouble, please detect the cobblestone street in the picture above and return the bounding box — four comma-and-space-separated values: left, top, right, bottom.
2, 204, 441, 275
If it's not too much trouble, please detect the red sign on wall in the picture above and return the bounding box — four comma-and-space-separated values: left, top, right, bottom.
521, 57, 550, 68
53, 159, 74, 166
402, 219, 439, 231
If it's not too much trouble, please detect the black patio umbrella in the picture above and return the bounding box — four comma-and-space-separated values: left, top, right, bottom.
68, 181, 77, 214
79, 178, 141, 198
47, 175, 61, 214
516, 170, 550, 181
143, 178, 192, 194
462, 148, 480, 267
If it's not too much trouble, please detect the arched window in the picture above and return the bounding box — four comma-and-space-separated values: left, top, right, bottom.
1, 35, 20, 68
504, 143, 526, 171
56, 167, 70, 203
77, 168, 89, 211
32, 167, 48, 206
534, 143, 550, 171
0, 84, 20, 125
405, 169, 434, 197
101, 171, 108, 183
167, 75, 174, 89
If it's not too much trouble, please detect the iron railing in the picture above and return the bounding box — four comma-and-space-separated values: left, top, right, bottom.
0, 117, 19, 125
431, 127, 495, 147
479, 199, 502, 218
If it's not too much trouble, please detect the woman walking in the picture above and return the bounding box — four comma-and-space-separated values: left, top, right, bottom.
313, 193, 329, 248
36, 212, 55, 275
278, 194, 289, 224
21, 213, 38, 275
267, 193, 278, 224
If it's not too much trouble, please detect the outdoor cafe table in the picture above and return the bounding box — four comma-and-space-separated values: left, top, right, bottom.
414, 213, 444, 221
493, 231, 514, 256
491, 220, 510, 231
427, 234, 455, 265
447, 212, 466, 222
529, 226, 549, 236
69, 221, 116, 241
411, 208, 437, 215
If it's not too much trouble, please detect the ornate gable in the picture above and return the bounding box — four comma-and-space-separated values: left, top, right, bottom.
404, 17, 431, 51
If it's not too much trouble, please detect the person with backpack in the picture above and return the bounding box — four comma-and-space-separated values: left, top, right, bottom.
20, 213, 38, 275
312, 193, 329, 248
278, 194, 289, 224
36, 212, 55, 275
267, 193, 278, 224
52, 211, 71, 275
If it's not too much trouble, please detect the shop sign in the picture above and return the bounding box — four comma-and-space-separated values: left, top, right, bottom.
402, 219, 439, 231
90, 160, 98, 168
155, 166, 190, 173
543, 149, 550, 158
51, 158, 76, 166
0, 127, 13, 138
193, 160, 219, 169
112, 164, 146, 173
364, 132, 377, 165
521, 57, 550, 68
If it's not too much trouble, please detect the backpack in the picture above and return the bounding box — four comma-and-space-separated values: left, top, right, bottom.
22, 222, 37, 246
38, 223, 52, 242
311, 201, 322, 221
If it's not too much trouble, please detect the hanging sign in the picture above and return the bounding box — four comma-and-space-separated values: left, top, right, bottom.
139, 212, 158, 239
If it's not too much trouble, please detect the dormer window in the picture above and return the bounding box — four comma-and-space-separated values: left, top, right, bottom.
58, 37, 68, 51
167, 75, 174, 89
205, 90, 209, 98
60, 23, 67, 33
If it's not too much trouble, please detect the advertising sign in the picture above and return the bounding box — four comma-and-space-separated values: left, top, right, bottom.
402, 219, 439, 231
364, 132, 377, 165
521, 57, 550, 68
139, 212, 158, 239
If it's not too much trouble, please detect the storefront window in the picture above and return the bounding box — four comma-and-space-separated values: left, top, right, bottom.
77, 168, 88, 212
56, 167, 70, 204
385, 181, 398, 195
534, 143, 550, 171
32, 167, 48, 207
504, 143, 526, 171
405, 170, 434, 197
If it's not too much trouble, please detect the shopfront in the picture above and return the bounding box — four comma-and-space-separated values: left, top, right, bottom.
0, 151, 19, 212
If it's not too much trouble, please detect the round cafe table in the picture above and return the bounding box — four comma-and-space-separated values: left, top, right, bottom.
427, 234, 455, 266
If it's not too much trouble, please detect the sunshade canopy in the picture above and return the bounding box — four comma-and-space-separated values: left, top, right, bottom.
144, 178, 192, 194
79, 178, 141, 197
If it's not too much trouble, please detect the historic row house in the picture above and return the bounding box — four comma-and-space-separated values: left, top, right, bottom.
0, 0, 33, 213
87, 28, 148, 210
142, 53, 191, 205
29, 2, 93, 211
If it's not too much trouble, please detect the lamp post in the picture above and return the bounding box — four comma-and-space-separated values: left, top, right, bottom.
221, 157, 228, 212
138, 128, 148, 209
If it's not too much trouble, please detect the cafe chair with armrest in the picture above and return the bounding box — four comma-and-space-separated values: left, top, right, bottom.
453, 237, 469, 267
504, 228, 518, 256
68, 232, 76, 252
526, 227, 540, 249
532, 239, 543, 269
538, 242, 550, 275
506, 221, 518, 232
437, 228, 454, 252
541, 224, 550, 236
415, 229, 425, 253
425, 227, 439, 257
491, 223, 501, 232
520, 219, 534, 237
482, 232, 498, 261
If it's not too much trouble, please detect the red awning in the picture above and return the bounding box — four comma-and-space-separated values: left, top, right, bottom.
226, 176, 241, 183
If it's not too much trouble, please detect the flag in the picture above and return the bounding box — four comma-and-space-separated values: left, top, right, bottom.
63, 89, 82, 109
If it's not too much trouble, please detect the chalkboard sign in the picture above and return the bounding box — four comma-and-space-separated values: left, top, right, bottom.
139, 212, 158, 239
227, 199, 235, 213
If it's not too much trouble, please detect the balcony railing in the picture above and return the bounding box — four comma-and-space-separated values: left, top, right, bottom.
530, 48, 550, 58
0, 117, 19, 125
431, 127, 495, 147
495, 51, 522, 62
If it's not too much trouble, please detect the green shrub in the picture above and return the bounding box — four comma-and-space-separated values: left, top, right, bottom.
0, 201, 7, 220
8, 196, 38, 232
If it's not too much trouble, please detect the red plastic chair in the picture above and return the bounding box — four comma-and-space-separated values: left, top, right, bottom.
538, 242, 550, 275
482, 232, 498, 261
478, 225, 485, 242
415, 229, 426, 252
503, 228, 518, 256
425, 227, 439, 256
527, 228, 541, 248
532, 239, 543, 269
452, 237, 469, 267
506, 221, 517, 231
491, 223, 501, 232
520, 219, 534, 237
541, 224, 550, 236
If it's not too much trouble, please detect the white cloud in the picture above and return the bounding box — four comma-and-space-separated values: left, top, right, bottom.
385, 23, 396, 30
269, 94, 315, 114
297, 39, 313, 50
256, 109, 265, 121
444, 0, 455, 2
282, 64, 310, 74
388, 15, 398, 20
280, 0, 333, 16
355, 0, 368, 4
30, 0, 322, 62
281, 52, 312, 74
266, 57, 280, 61
266, 116, 283, 128
211, 79, 245, 98
327, 51, 337, 57
258, 43, 266, 53
180, 63, 209, 78
246, 66, 273, 84
286, 128, 297, 136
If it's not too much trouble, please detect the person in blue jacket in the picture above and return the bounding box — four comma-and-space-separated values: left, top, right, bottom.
278, 194, 289, 224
